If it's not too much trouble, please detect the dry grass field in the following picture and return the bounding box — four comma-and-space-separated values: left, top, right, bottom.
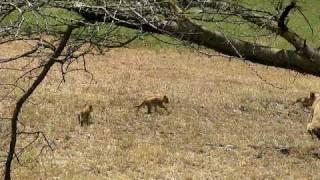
2, 43, 320, 179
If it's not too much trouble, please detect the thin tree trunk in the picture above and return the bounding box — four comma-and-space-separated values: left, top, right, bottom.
4, 26, 74, 180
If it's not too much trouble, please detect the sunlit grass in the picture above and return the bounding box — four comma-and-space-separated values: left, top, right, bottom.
1, 41, 320, 178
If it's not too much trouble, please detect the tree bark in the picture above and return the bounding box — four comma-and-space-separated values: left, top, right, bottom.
54, 2, 320, 75
159, 16, 320, 75
196, 0, 320, 63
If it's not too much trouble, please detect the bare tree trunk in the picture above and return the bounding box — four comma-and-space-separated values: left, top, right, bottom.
55, 2, 320, 76
160, 16, 320, 75
194, 0, 320, 63
4, 25, 74, 180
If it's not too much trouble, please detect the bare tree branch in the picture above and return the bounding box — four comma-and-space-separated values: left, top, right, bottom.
4, 24, 76, 180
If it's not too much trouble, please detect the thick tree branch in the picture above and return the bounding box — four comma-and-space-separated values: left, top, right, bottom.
52, 1, 320, 75
192, 0, 320, 63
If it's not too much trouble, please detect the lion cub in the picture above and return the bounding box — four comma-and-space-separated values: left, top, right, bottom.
293, 92, 320, 107
77, 104, 93, 126
136, 95, 169, 114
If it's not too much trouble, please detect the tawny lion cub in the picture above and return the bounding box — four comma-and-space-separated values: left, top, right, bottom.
77, 104, 93, 126
293, 92, 320, 107
136, 95, 169, 114
307, 95, 320, 140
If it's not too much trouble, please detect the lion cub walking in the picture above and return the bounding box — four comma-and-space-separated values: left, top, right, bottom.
293, 92, 320, 107
136, 95, 169, 114
77, 104, 93, 126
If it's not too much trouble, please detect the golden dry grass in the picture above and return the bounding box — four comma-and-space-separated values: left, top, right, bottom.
2, 44, 320, 179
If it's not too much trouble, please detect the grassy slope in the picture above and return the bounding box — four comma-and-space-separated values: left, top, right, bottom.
1, 42, 320, 179
1, 1, 320, 179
